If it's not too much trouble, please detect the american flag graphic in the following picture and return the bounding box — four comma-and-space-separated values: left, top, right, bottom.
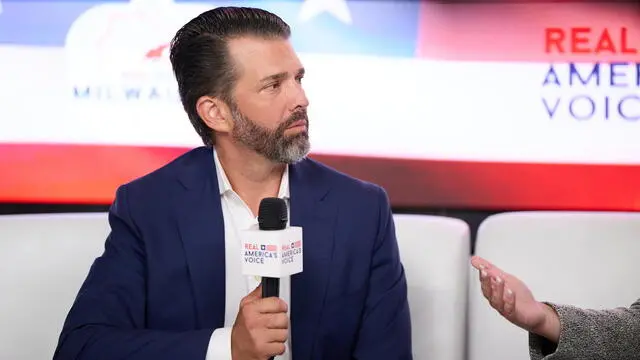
265, 244, 278, 252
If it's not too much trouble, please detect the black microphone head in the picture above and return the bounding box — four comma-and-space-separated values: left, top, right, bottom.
258, 197, 288, 230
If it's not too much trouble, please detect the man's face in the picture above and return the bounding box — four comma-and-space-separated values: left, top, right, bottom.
227, 36, 310, 164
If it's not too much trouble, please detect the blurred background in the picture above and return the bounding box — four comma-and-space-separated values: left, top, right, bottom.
1, 0, 639, 246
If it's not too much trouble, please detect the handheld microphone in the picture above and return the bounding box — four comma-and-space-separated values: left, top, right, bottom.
240, 197, 303, 296
258, 198, 287, 299
241, 197, 303, 360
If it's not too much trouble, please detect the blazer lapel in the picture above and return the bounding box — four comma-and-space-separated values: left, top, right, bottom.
289, 160, 337, 360
175, 148, 226, 329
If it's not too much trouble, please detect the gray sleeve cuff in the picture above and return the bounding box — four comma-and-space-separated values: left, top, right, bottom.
528, 302, 573, 360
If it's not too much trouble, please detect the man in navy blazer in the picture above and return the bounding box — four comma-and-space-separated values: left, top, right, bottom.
54, 6, 411, 360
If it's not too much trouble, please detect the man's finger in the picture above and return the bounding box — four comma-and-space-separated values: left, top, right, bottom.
265, 313, 289, 329
255, 297, 288, 314
241, 285, 263, 306
263, 342, 287, 357
266, 329, 289, 343
240, 284, 263, 307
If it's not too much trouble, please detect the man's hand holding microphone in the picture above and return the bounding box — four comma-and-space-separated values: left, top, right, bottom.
231, 284, 289, 359
232, 197, 303, 360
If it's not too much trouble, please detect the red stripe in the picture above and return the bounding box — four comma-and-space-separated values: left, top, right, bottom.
0, 143, 188, 204
417, 2, 640, 62
1, 143, 639, 210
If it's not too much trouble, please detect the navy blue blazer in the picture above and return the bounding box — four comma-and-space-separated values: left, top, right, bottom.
54, 147, 412, 360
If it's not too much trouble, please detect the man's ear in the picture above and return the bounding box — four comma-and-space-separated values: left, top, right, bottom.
196, 95, 233, 134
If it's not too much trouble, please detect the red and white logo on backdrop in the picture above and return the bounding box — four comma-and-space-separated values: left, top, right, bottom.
64, 0, 209, 103
542, 27, 640, 122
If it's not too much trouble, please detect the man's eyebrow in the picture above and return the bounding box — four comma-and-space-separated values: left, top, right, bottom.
260, 72, 288, 84
259, 68, 305, 83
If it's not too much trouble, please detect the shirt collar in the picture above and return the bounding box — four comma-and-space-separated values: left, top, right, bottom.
213, 148, 289, 199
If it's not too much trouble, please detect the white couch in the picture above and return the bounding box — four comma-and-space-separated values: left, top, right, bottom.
394, 214, 470, 360
0, 213, 110, 360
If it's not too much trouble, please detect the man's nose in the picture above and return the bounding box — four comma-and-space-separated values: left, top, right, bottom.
289, 82, 309, 111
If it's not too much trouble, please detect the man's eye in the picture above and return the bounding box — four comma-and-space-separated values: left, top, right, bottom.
267, 82, 281, 90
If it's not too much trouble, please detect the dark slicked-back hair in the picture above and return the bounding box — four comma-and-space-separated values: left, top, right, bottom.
169, 7, 291, 147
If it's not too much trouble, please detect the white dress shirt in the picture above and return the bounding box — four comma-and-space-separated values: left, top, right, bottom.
206, 149, 292, 360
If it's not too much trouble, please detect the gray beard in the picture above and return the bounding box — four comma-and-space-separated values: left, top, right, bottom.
230, 106, 310, 164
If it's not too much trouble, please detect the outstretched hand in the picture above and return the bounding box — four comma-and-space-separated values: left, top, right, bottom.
470, 256, 560, 343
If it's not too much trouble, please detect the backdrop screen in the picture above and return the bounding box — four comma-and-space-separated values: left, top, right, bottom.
2, 0, 640, 210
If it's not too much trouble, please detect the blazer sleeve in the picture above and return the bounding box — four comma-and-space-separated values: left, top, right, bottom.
53, 185, 214, 360
529, 299, 640, 360
352, 187, 413, 360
